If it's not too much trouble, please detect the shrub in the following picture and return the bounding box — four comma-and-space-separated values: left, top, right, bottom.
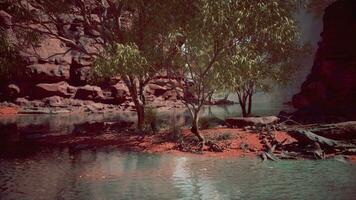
216, 132, 232, 141
0, 31, 22, 85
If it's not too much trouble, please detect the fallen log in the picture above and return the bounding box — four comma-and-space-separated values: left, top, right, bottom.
287, 130, 355, 149
225, 116, 279, 128
283, 121, 356, 140
306, 121, 356, 140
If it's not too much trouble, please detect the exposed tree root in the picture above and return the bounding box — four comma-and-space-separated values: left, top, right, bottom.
206, 140, 224, 152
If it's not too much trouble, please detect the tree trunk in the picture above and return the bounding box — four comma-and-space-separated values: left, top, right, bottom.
191, 111, 205, 151
123, 76, 146, 131
287, 130, 355, 149
135, 101, 145, 131
208, 93, 213, 104
297, 121, 356, 140
237, 92, 248, 117
241, 103, 247, 117
223, 93, 229, 101
247, 92, 252, 116
239, 99, 248, 117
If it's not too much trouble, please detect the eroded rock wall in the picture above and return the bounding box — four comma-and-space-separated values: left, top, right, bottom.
292, 0, 356, 119
0, 8, 182, 110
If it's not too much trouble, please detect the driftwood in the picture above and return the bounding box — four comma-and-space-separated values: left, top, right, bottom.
256, 121, 356, 161
304, 121, 356, 140
287, 130, 356, 150
284, 121, 356, 140
225, 116, 279, 128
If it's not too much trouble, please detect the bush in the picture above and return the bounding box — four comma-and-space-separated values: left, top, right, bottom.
216, 132, 232, 141
0, 31, 23, 85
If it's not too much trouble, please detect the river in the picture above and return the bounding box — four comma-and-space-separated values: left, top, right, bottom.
1, 99, 356, 199
1, 149, 355, 200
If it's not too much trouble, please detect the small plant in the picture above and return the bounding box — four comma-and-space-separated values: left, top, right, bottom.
216, 132, 232, 141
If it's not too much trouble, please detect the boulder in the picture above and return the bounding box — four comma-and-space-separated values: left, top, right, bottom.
111, 83, 128, 103
147, 84, 168, 97
15, 98, 44, 107
42, 96, 64, 107
26, 64, 70, 83
23, 37, 72, 64
84, 103, 105, 112
75, 85, 104, 101
71, 66, 92, 85
34, 81, 77, 98
6, 84, 20, 99
225, 116, 280, 128
152, 78, 170, 86
161, 90, 182, 101
72, 55, 92, 67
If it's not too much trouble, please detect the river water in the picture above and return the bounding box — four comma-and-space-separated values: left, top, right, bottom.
1, 98, 356, 199
1, 149, 356, 200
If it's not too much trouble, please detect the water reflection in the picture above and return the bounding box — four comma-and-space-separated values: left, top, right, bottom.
0, 103, 293, 138
1, 150, 355, 200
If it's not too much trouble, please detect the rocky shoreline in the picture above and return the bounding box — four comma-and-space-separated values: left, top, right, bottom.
1, 112, 355, 163
0, 97, 185, 115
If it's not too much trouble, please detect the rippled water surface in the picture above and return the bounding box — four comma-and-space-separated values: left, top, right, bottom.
1, 149, 356, 200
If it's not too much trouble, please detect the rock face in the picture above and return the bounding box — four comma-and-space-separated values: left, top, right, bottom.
292, 0, 356, 119
6, 84, 20, 99
34, 81, 77, 99
0, 8, 185, 109
26, 64, 70, 83
75, 85, 104, 101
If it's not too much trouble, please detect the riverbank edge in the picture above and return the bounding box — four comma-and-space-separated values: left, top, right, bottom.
4, 126, 354, 163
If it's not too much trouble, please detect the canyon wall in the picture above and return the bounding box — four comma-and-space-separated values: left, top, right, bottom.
0, 8, 182, 111
292, 0, 356, 120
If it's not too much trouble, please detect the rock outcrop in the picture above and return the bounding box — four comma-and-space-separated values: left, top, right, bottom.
26, 64, 71, 83
292, 0, 356, 120
0, 8, 184, 110
34, 81, 76, 99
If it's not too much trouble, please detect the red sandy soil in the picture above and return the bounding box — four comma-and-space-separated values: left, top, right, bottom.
30, 127, 356, 162
33, 128, 294, 158
0, 106, 19, 114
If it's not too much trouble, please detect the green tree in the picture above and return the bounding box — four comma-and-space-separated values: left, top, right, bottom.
170, 0, 309, 149
220, 1, 309, 117
93, 43, 148, 130
0, 31, 18, 86
170, 0, 250, 149
2, 0, 195, 130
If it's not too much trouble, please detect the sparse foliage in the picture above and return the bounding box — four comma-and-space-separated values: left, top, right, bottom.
170, 0, 308, 149
219, 0, 310, 117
